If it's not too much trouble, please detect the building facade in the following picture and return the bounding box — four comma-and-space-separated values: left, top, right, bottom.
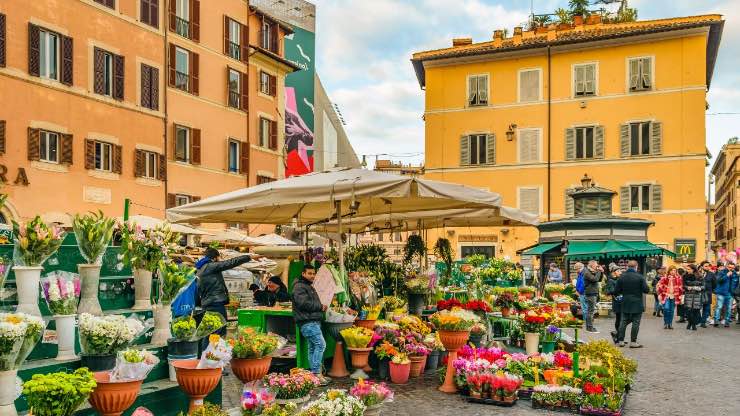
412, 15, 723, 261
374, 159, 424, 176
711, 142, 740, 251
0, 0, 296, 226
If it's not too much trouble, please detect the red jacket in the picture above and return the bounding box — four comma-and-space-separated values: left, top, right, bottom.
657, 275, 684, 305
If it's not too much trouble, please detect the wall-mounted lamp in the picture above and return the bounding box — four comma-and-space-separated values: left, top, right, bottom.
506, 124, 517, 141
561, 239, 569, 254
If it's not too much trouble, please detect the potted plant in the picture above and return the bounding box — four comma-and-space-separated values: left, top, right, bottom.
120, 222, 180, 310
167, 312, 225, 381
88, 349, 158, 416
151, 261, 195, 346
229, 327, 279, 384
41, 272, 80, 360
429, 308, 479, 393
0, 312, 44, 415
23, 368, 97, 416
494, 292, 515, 317
263, 368, 320, 405
298, 389, 365, 416
324, 303, 357, 378
423, 332, 443, 373
78, 313, 146, 371
433, 238, 454, 286
518, 286, 535, 300
349, 380, 393, 416
374, 341, 398, 381
340, 326, 374, 379
544, 283, 566, 300
73, 211, 116, 315
541, 324, 560, 353
388, 353, 410, 385
403, 342, 429, 378
521, 309, 548, 355
467, 322, 487, 348
404, 273, 431, 316
11, 216, 65, 316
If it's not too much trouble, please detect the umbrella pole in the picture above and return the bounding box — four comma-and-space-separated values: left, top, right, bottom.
337, 201, 345, 278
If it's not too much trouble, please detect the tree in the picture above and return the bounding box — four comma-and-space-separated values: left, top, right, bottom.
569, 0, 591, 17
555, 8, 572, 25
531, 14, 552, 29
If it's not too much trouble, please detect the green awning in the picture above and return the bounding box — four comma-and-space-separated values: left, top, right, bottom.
521, 242, 560, 256
564, 241, 606, 259
564, 240, 675, 259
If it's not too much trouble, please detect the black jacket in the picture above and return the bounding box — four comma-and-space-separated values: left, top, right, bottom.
255, 287, 291, 307
583, 268, 603, 296
683, 273, 704, 310
292, 277, 324, 325
613, 269, 650, 313
197, 255, 252, 309
702, 271, 716, 302
605, 276, 623, 313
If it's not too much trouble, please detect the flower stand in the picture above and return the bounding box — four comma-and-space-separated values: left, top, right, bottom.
88, 371, 144, 416
0, 370, 18, 416
389, 361, 410, 385
54, 314, 77, 361
132, 268, 153, 310
230, 357, 272, 384
438, 330, 470, 393
172, 359, 222, 414
409, 355, 425, 377
150, 304, 172, 347
524, 332, 540, 356
13, 266, 43, 317
348, 347, 372, 380
325, 322, 352, 378
354, 319, 376, 330
77, 264, 103, 315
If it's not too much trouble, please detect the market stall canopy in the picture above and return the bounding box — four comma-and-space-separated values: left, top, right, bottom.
121, 215, 213, 235
165, 168, 504, 226
522, 240, 675, 259
251, 233, 297, 246
200, 229, 262, 244
315, 205, 538, 233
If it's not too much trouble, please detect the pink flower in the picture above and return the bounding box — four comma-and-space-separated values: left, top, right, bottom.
73, 277, 81, 297
57, 277, 68, 298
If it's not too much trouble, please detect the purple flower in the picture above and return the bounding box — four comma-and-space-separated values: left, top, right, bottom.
546, 325, 560, 334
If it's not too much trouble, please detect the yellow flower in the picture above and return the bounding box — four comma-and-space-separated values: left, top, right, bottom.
209, 334, 220, 345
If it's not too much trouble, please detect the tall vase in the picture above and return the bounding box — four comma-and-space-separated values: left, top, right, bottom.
525, 332, 540, 355
132, 268, 153, 310
0, 370, 18, 416
77, 264, 102, 315
13, 266, 42, 317
150, 304, 172, 346
54, 314, 77, 361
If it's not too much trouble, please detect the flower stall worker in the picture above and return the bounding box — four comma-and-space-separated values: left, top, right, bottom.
605, 263, 623, 344
713, 262, 738, 327
254, 276, 291, 307
614, 260, 650, 348
547, 263, 563, 283
292, 264, 330, 386
657, 266, 684, 330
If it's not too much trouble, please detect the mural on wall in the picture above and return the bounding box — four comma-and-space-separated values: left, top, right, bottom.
284, 27, 316, 177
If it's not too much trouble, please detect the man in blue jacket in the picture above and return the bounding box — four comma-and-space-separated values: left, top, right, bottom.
713, 262, 738, 327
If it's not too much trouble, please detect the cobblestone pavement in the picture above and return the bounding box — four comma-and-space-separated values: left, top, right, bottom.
223, 315, 740, 415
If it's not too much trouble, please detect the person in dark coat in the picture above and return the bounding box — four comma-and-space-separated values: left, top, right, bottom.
605, 263, 623, 343
682, 264, 704, 331
699, 261, 716, 327
583, 260, 604, 334
292, 264, 329, 385
253, 276, 291, 307
614, 260, 650, 348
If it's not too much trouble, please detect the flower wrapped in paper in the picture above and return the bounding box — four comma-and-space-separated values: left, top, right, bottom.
110, 348, 160, 381
0, 255, 12, 296
42, 271, 81, 316
194, 311, 226, 339
0, 313, 33, 370
78, 313, 148, 355
12, 216, 65, 266
13, 313, 44, 368
197, 334, 232, 369
171, 315, 197, 340
72, 211, 117, 265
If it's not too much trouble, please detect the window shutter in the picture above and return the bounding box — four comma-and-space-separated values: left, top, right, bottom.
28, 23, 40, 77
565, 128, 575, 160
270, 23, 279, 53
150, 66, 159, 110
157, 153, 167, 180
574, 67, 584, 95
134, 149, 144, 177
619, 123, 630, 157
240, 71, 248, 111
149, 0, 159, 28
113, 54, 124, 100
565, 188, 575, 216
269, 120, 278, 150
169, 0, 177, 31
594, 126, 604, 158
519, 70, 539, 102
651, 184, 662, 212
619, 186, 630, 213
190, 52, 199, 95
478, 76, 488, 104
519, 188, 539, 215
650, 121, 662, 155
642, 58, 652, 89
467, 76, 476, 104
223, 16, 230, 55
112, 144, 122, 174
459, 135, 470, 165
0, 120, 5, 154
61, 134, 73, 165
486, 134, 495, 165
84, 139, 95, 169
191, 128, 201, 164
585, 65, 595, 94
629, 59, 639, 90
269, 74, 277, 97
167, 193, 176, 208
519, 130, 539, 163
190, 0, 200, 42
93, 48, 105, 94
0, 13, 6, 68
168, 43, 176, 87
141, 64, 151, 109
27, 128, 40, 161
141, 0, 150, 26
239, 141, 249, 174
241, 22, 249, 63
61, 35, 73, 86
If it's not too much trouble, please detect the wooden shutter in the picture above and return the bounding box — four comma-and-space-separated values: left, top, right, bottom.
93, 48, 105, 94
0, 13, 6, 68
157, 153, 167, 180
574, 66, 584, 95
141, 0, 150, 27
629, 59, 639, 90
28, 23, 40, 77
565, 188, 575, 216
270, 23, 278, 53
190, 0, 200, 42
223, 16, 230, 55
141, 0, 159, 28
190, 128, 201, 164
651, 184, 662, 212
134, 149, 145, 177
150, 66, 159, 110
268, 74, 277, 97
84, 139, 95, 169
190, 52, 199, 95
192, 196, 201, 202
240, 71, 249, 111
486, 134, 495, 165
241, 22, 249, 63
519, 130, 539, 163
594, 126, 604, 158
113, 54, 125, 100
27, 128, 40, 161
141, 64, 151, 109
619, 123, 630, 157
269, 120, 278, 150
112, 144, 123, 174
565, 128, 575, 160
584, 64, 595, 94
167, 193, 176, 208
61, 35, 73, 86
239, 141, 249, 174
0, 120, 5, 154
619, 186, 630, 213
459, 135, 470, 165
650, 121, 662, 155
168, 0, 176, 32
467, 76, 476, 105
168, 43, 176, 87
642, 58, 652, 89
61, 133, 73, 165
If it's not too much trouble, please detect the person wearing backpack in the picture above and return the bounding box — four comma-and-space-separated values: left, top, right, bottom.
583, 260, 604, 334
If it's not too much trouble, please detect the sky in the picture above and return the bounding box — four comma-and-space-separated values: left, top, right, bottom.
311, 0, 739, 172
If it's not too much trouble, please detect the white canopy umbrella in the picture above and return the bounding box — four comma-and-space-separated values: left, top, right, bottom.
251, 233, 297, 246
200, 229, 262, 244
122, 215, 212, 235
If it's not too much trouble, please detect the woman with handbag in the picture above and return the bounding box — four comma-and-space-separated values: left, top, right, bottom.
682, 264, 704, 331
657, 266, 684, 329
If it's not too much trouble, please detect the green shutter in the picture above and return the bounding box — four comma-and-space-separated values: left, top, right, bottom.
585, 64, 595, 94
594, 126, 604, 158
620, 124, 630, 157
565, 128, 576, 160
467, 76, 476, 105
642, 57, 652, 89
565, 188, 575, 216
620, 186, 630, 213
650, 121, 662, 155
651, 184, 662, 212
460, 135, 470, 166
574, 66, 584, 95
486, 134, 495, 165
478, 76, 488, 104
629, 59, 639, 90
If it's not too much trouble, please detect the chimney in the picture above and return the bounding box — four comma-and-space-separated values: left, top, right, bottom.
452, 37, 473, 47
512, 26, 523, 44
493, 30, 503, 40
586, 14, 602, 25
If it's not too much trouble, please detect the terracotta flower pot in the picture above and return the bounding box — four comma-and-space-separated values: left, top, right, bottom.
89, 371, 144, 416
408, 355, 425, 377
437, 330, 470, 352
389, 362, 410, 384
231, 357, 272, 384
172, 359, 222, 413
354, 319, 376, 330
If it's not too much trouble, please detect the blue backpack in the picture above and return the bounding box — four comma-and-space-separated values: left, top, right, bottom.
575, 270, 586, 295
171, 280, 197, 317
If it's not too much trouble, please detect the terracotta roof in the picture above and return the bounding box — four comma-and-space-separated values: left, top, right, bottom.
411, 15, 724, 88
250, 45, 302, 72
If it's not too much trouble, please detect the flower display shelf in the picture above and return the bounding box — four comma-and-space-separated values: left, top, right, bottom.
466, 396, 518, 407
532, 400, 580, 414
579, 392, 627, 416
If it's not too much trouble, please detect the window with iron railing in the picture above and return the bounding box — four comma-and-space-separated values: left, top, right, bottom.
229, 91, 240, 109
229, 42, 240, 60
175, 16, 189, 38
175, 71, 189, 91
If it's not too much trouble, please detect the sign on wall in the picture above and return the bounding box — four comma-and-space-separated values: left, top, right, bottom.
284, 27, 316, 177
674, 238, 697, 262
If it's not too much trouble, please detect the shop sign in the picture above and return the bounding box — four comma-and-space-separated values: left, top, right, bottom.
674, 239, 696, 262
0, 165, 29, 186
459, 234, 498, 242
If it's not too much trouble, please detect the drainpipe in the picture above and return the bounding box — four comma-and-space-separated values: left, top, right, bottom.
547, 45, 552, 221
163, 16, 169, 214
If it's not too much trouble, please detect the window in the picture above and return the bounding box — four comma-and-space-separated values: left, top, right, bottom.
467, 74, 488, 106
174, 46, 189, 91
377, 233, 383, 242
143, 151, 157, 178
135, 149, 160, 179
228, 69, 240, 109
39, 131, 59, 163
259, 117, 277, 150
574, 63, 596, 97
261, 21, 277, 53
460, 134, 494, 166
102, 51, 113, 96
39, 30, 59, 80
260, 71, 276, 96
621, 184, 661, 213
228, 139, 239, 173
94, 0, 116, 9
518, 129, 540, 163
630, 122, 651, 156
257, 175, 275, 185
140, 64, 159, 110
95, 141, 113, 171
629, 57, 652, 92
227, 18, 241, 60
94, 48, 124, 100
395, 232, 402, 242
1, 13, 6, 68
630, 184, 652, 212
175, 0, 189, 37
518, 69, 541, 102
140, 0, 159, 28
175, 194, 191, 206
575, 127, 594, 159
175, 125, 189, 162
519, 187, 540, 215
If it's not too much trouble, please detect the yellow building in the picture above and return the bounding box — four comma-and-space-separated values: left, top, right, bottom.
411, 15, 723, 262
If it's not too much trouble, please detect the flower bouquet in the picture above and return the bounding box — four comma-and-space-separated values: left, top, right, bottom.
349, 379, 393, 413
339, 327, 373, 349
544, 283, 566, 300
12, 216, 65, 267
429, 308, 480, 332
73, 211, 116, 265
23, 368, 97, 416
240, 387, 275, 416
41, 271, 81, 315
195, 311, 227, 339
197, 334, 232, 369
110, 348, 160, 381
361, 304, 382, 320
152, 261, 196, 345
0, 312, 44, 371
297, 389, 365, 416
380, 296, 406, 314
436, 298, 462, 311
397, 315, 431, 336
171, 315, 197, 340
78, 313, 147, 356
264, 368, 320, 402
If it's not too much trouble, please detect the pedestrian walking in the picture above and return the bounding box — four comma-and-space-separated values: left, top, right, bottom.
656, 266, 684, 329
713, 262, 738, 327
676, 268, 688, 323
583, 260, 604, 334
682, 264, 703, 331
547, 263, 563, 283
292, 264, 330, 385
614, 260, 650, 348
604, 263, 623, 343
651, 266, 666, 317
699, 261, 716, 327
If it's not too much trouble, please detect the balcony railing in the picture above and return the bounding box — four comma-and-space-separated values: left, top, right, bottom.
175, 16, 190, 38
175, 71, 189, 91
228, 42, 241, 60
258, 30, 279, 54
228, 91, 240, 109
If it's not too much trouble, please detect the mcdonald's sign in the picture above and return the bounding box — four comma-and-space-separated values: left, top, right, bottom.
674, 239, 697, 262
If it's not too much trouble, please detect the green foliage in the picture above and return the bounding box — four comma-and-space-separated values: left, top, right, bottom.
554, 8, 572, 24
531, 14, 552, 29
72, 210, 116, 264
171, 315, 197, 340
119, 222, 180, 272
403, 234, 426, 265
158, 260, 196, 304
577, 339, 638, 377
344, 244, 387, 274
568, 0, 590, 16
433, 238, 454, 284
464, 254, 487, 267
23, 368, 97, 416
12, 216, 65, 266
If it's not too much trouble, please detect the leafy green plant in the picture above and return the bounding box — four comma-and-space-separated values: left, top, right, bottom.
73, 210, 117, 264
171, 315, 197, 340
12, 216, 65, 266
554, 7, 572, 24
158, 261, 195, 304
464, 254, 487, 267
568, 0, 590, 17
120, 222, 180, 272
23, 368, 97, 416
530, 14, 552, 29
403, 234, 426, 265
433, 238, 454, 284
577, 339, 638, 377
178, 402, 229, 416
230, 327, 279, 359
